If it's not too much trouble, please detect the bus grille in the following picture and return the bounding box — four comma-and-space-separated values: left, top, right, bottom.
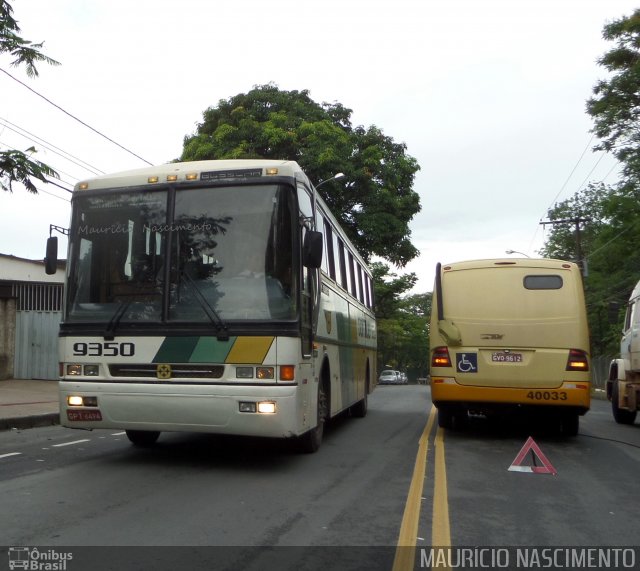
109, 364, 225, 379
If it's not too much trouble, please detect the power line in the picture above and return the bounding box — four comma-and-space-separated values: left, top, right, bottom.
528, 135, 597, 255
0, 116, 104, 175
34, 185, 71, 202
0, 139, 74, 196
542, 134, 595, 217
573, 152, 606, 192
0, 139, 80, 189
43, 177, 73, 194
0, 67, 153, 166
584, 220, 639, 261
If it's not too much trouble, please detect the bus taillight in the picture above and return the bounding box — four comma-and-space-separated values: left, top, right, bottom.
566, 349, 589, 372
432, 346, 452, 368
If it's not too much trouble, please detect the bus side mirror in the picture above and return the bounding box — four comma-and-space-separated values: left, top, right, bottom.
303, 231, 323, 269
45, 236, 58, 275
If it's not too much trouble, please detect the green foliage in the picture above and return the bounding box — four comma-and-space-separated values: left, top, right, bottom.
587, 9, 640, 179
541, 182, 640, 356
539, 183, 611, 261
181, 84, 422, 266
0, 0, 59, 193
372, 262, 431, 380
541, 9, 640, 358
0, 147, 57, 192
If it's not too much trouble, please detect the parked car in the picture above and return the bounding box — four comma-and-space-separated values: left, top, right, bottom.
378, 370, 400, 384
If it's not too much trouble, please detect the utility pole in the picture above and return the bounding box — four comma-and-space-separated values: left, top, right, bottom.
540, 217, 590, 275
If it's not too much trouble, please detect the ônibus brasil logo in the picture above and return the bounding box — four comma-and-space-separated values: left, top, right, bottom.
8, 548, 73, 571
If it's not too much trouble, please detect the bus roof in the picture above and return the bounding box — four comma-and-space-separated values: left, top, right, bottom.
74, 159, 310, 192
439, 258, 579, 272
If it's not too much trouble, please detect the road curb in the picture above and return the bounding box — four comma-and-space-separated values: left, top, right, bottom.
0, 413, 60, 432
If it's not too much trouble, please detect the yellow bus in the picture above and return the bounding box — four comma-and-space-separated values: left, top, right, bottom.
46, 160, 376, 452
429, 258, 590, 435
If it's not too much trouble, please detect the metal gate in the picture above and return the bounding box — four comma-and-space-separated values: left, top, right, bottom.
13, 282, 63, 380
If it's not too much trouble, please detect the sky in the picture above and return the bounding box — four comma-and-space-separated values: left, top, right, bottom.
1, 0, 637, 293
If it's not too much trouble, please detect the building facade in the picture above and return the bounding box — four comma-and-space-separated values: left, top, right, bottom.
0, 254, 65, 380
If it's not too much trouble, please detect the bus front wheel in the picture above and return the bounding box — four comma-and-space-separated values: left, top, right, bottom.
298, 382, 328, 453
126, 430, 160, 447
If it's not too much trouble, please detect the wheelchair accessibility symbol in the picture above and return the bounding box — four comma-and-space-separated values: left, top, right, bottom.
456, 353, 478, 373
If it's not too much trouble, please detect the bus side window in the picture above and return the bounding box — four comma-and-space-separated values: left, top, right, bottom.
332, 232, 343, 287
324, 220, 336, 281
314, 210, 329, 274
339, 240, 349, 291
625, 300, 636, 332
348, 252, 358, 299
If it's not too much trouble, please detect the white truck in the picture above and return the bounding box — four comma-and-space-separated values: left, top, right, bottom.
607, 280, 640, 424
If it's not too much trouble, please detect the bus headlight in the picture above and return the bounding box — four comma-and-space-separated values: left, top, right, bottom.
257, 402, 276, 414
256, 367, 274, 380
236, 367, 254, 379
239, 401, 277, 414
66, 364, 82, 376
67, 396, 98, 407
66, 364, 99, 377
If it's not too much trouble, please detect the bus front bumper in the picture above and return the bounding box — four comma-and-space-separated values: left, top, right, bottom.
60, 381, 306, 438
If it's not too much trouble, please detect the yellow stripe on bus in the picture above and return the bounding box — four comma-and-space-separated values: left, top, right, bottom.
225, 336, 274, 364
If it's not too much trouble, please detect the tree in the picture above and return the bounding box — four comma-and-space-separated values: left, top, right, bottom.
587, 9, 640, 181
0, 0, 59, 193
181, 84, 421, 267
540, 182, 640, 356
541, 9, 640, 358
372, 262, 431, 380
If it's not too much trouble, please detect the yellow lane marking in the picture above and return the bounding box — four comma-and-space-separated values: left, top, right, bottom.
392, 404, 437, 571
432, 426, 452, 569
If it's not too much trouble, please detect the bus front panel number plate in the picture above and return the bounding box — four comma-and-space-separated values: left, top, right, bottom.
67, 410, 103, 421
491, 352, 523, 363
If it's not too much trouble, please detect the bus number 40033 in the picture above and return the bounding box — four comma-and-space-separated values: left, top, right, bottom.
526, 391, 568, 401
73, 342, 135, 357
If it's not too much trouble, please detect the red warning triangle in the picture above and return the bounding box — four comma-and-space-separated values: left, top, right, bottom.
508, 436, 557, 475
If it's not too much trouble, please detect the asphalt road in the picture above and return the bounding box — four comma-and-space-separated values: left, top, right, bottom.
1, 385, 638, 571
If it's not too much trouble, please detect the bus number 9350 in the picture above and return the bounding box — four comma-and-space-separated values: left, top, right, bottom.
73, 342, 135, 357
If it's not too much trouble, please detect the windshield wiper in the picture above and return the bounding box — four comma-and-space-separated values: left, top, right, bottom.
180, 270, 230, 341
104, 300, 132, 340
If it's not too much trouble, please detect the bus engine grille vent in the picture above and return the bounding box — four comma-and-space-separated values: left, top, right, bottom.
109, 364, 225, 379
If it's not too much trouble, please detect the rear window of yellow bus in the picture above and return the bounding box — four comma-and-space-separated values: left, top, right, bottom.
442, 268, 578, 321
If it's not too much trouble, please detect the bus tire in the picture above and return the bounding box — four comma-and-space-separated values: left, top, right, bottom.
126, 430, 160, 447
350, 393, 367, 418
350, 376, 369, 418
298, 381, 328, 453
561, 413, 579, 437
612, 381, 637, 425
437, 407, 454, 429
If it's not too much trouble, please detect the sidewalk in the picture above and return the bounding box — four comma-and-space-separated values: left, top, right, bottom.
0, 379, 60, 431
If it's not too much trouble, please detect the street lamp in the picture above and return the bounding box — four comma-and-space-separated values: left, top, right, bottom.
505, 250, 530, 258
315, 172, 345, 189
312, 173, 346, 229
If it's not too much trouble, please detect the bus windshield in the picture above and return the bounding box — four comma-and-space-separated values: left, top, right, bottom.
65, 184, 297, 324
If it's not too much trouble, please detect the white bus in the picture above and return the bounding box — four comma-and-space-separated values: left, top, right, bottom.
46, 159, 377, 452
